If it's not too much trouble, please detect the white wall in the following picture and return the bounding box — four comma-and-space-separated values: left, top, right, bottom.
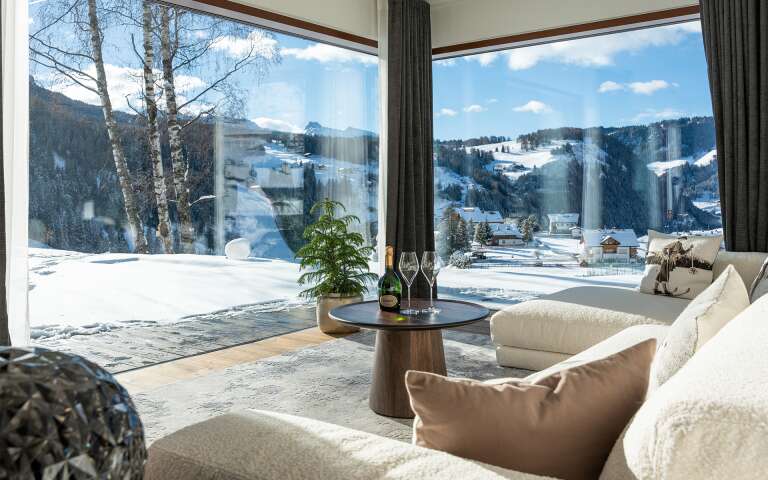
232, 0, 378, 41
430, 0, 698, 50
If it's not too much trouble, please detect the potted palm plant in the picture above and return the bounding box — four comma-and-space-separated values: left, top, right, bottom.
295, 199, 377, 334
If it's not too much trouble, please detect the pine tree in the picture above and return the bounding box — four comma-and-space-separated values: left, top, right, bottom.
295, 199, 377, 299
456, 218, 470, 251
473, 222, 483, 245
437, 208, 456, 259
520, 215, 538, 244
482, 220, 494, 245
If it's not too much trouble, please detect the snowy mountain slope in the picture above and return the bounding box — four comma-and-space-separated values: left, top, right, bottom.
694, 149, 717, 167
645, 149, 717, 176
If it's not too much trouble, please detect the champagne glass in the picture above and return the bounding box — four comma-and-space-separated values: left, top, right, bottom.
398, 251, 420, 315
420, 251, 442, 314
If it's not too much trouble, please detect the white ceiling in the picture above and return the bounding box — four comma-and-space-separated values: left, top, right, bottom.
219, 0, 699, 50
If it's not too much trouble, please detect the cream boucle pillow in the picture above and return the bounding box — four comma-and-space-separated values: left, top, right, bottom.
649, 265, 749, 390
639, 230, 722, 300
749, 257, 768, 302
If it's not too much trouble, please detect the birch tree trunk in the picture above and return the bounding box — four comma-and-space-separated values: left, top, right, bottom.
86, 0, 148, 253
160, 6, 195, 253
142, 3, 174, 253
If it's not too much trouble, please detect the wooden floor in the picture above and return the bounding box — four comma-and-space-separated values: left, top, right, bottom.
117, 327, 343, 394
117, 318, 492, 395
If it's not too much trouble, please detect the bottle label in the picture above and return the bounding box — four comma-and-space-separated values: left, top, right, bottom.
380, 295, 398, 308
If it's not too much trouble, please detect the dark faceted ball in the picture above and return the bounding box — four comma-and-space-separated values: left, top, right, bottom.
0, 347, 146, 479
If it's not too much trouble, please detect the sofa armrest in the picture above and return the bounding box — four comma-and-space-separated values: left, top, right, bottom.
485, 324, 669, 386
145, 410, 553, 480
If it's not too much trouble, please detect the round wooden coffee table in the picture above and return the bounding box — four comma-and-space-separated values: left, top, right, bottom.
329, 299, 489, 418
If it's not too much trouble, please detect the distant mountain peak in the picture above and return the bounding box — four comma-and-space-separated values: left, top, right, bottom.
304, 121, 376, 138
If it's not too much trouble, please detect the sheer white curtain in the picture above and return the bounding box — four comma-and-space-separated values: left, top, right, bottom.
1, 0, 30, 346
376, 0, 388, 276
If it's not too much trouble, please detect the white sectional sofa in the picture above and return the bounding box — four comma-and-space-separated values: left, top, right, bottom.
490, 251, 768, 370
145, 288, 768, 479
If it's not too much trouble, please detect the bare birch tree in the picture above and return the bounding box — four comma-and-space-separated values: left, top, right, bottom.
113, 3, 279, 253
156, 6, 280, 253
29, 0, 149, 253
160, 6, 194, 253
141, 3, 173, 253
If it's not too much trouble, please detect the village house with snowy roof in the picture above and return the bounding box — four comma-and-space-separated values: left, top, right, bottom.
580, 228, 639, 262
488, 223, 524, 246
547, 213, 580, 234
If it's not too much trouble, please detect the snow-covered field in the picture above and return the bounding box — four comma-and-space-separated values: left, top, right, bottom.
439, 237, 642, 309
29, 235, 645, 339
29, 248, 309, 339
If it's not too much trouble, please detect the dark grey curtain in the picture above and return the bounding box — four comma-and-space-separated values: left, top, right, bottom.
0, 19, 8, 345
385, 0, 435, 299
701, 0, 768, 252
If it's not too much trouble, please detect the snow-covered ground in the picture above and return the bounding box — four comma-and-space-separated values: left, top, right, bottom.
29, 248, 308, 340
29, 236, 646, 340
438, 237, 642, 309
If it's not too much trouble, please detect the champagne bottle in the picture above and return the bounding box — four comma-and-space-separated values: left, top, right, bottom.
378, 245, 402, 312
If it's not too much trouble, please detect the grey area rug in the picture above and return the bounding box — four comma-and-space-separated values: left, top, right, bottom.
132, 329, 533, 445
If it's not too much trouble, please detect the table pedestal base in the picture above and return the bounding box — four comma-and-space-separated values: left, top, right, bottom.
369, 329, 446, 418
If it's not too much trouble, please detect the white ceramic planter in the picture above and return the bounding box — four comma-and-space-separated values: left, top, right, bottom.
316, 294, 362, 334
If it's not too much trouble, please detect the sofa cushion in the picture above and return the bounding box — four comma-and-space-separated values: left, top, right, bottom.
494, 346, 570, 371
649, 265, 750, 390
145, 410, 549, 480
749, 256, 768, 302
407, 340, 656, 480
712, 250, 768, 288
622, 294, 768, 480
491, 286, 686, 358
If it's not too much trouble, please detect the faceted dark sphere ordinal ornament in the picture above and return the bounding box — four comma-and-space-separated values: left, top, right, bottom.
0, 347, 146, 479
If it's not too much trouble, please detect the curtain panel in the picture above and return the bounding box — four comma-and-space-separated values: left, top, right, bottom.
700, 0, 768, 252
384, 0, 435, 298
1, 0, 30, 345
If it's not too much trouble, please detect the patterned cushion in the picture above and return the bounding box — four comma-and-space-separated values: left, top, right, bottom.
639, 230, 722, 300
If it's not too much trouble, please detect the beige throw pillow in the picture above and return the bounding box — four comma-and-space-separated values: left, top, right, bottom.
649, 264, 749, 390
406, 340, 656, 480
639, 230, 722, 300
750, 257, 768, 302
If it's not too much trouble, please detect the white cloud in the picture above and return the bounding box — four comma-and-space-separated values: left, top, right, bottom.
486, 98, 498, 104
598, 80, 625, 93
434, 58, 457, 67
47, 63, 207, 113
513, 100, 552, 114
248, 81, 306, 131
632, 108, 687, 123
505, 23, 700, 70
463, 104, 486, 113
599, 79, 677, 95
436, 108, 458, 117
628, 79, 675, 95
465, 52, 499, 66
282, 43, 377, 65
211, 30, 278, 59
252, 117, 302, 133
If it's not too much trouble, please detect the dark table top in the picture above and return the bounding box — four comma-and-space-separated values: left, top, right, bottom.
329, 299, 489, 331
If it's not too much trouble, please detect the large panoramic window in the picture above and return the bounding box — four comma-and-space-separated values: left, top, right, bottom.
432, 21, 718, 308
27, 0, 378, 370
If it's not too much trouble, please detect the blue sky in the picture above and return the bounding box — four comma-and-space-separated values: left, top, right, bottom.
30, 3, 709, 141
29, 0, 380, 133
432, 21, 713, 140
